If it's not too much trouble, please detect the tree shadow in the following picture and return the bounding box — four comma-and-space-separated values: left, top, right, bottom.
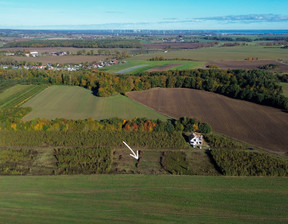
205, 150, 223, 175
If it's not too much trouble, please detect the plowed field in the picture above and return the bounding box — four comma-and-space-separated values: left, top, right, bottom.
127, 88, 288, 153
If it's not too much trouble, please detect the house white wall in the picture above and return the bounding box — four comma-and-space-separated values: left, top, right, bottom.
189, 133, 203, 149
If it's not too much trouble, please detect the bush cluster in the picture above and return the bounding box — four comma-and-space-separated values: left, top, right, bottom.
204, 132, 248, 150
0, 149, 37, 175
54, 147, 112, 174
210, 149, 288, 176
0, 130, 188, 148
161, 151, 193, 175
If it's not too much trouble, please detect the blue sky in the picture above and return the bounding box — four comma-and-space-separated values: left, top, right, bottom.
0, 0, 288, 29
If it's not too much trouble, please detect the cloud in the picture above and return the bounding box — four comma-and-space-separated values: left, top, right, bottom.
2, 14, 288, 30
162, 18, 178, 21
197, 14, 288, 23
159, 18, 199, 24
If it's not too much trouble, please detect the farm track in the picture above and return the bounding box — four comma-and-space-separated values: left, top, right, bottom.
127, 88, 288, 153
115, 64, 148, 74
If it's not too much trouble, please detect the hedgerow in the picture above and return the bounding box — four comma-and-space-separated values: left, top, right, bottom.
0, 130, 188, 148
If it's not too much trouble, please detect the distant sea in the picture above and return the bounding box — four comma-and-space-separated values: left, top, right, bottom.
212, 30, 288, 34
1, 29, 288, 35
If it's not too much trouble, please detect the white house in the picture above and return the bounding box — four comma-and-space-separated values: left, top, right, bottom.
30, 51, 39, 57
4, 52, 15, 56
189, 133, 203, 149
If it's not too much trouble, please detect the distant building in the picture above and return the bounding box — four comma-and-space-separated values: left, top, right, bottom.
4, 52, 15, 56
189, 133, 203, 149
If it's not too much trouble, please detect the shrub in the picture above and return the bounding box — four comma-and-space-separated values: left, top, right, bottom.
198, 122, 211, 133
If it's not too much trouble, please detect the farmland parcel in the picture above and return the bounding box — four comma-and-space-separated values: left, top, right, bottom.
0, 175, 287, 224
127, 88, 288, 153
22, 86, 168, 121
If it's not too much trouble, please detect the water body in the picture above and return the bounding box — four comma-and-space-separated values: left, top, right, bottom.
212, 30, 288, 34
3, 29, 287, 35
115, 65, 148, 74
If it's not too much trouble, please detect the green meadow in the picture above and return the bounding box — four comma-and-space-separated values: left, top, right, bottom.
22, 85, 168, 120
133, 45, 288, 61
100, 59, 204, 74
0, 175, 287, 224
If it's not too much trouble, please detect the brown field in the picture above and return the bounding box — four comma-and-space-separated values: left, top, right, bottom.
12, 55, 106, 64
1, 47, 138, 53
146, 64, 181, 72
143, 42, 215, 49
207, 60, 288, 72
127, 88, 288, 153
1, 47, 139, 64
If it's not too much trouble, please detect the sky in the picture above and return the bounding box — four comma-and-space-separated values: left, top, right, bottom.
0, 0, 288, 30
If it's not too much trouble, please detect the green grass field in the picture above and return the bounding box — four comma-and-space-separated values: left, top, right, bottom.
100, 60, 204, 74
0, 84, 47, 108
281, 82, 288, 97
133, 45, 288, 62
21, 85, 168, 120
0, 175, 287, 224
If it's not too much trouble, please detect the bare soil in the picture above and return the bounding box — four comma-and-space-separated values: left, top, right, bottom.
127, 88, 288, 153
206, 60, 288, 72
146, 64, 181, 72
12, 55, 106, 64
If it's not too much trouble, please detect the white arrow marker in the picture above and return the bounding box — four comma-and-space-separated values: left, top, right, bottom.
123, 141, 139, 160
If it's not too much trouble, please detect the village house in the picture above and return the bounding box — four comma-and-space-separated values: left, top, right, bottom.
51, 51, 67, 56
29, 51, 39, 57
189, 133, 203, 149
4, 52, 15, 56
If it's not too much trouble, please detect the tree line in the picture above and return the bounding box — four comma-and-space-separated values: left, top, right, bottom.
4, 39, 143, 48
0, 113, 211, 134
96, 69, 288, 110
1, 68, 287, 110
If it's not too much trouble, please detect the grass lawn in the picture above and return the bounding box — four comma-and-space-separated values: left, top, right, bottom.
0, 175, 287, 224
280, 82, 288, 97
21, 85, 168, 120
132, 45, 288, 62
100, 60, 204, 74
